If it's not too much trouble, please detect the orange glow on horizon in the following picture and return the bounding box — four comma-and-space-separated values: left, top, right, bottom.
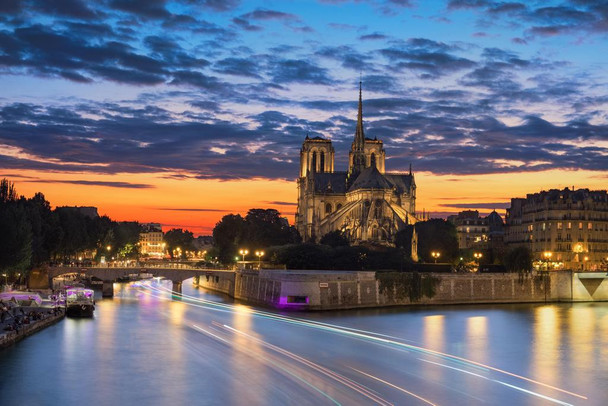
5, 168, 606, 235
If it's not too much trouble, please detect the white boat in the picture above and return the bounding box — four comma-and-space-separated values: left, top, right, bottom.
65, 288, 95, 317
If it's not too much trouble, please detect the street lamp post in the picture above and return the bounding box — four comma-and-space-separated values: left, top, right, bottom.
543, 251, 552, 270
473, 252, 483, 268
583, 255, 589, 271
255, 251, 265, 268
431, 251, 440, 263
239, 249, 249, 262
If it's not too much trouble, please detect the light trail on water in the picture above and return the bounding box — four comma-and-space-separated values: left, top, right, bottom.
136, 281, 588, 404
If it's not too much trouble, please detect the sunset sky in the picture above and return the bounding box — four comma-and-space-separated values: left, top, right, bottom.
1, 0, 607, 235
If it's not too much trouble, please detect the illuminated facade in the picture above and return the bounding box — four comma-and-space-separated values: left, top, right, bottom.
505, 188, 608, 271
449, 210, 504, 249
139, 223, 165, 258
296, 83, 417, 244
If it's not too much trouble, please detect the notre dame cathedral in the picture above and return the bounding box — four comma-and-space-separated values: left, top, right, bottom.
296, 83, 419, 246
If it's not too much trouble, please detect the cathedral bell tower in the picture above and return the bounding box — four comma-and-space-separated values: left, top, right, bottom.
300, 136, 334, 177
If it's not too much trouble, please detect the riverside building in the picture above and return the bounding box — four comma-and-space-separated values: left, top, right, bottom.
139, 223, 165, 258
505, 188, 608, 271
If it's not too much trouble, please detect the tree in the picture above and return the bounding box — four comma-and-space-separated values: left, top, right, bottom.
242, 209, 300, 249
413, 219, 459, 263
164, 228, 194, 259
503, 246, 533, 272
213, 214, 245, 264
320, 230, 350, 247
23, 192, 61, 266
0, 180, 32, 277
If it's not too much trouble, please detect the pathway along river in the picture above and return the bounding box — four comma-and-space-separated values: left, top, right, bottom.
1, 279, 606, 405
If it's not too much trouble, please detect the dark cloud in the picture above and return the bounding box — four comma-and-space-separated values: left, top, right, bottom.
316, 45, 370, 71
156, 207, 229, 212
441, 202, 510, 209
265, 201, 298, 206
30, 0, 100, 20
241, 9, 299, 21
213, 57, 261, 78
232, 17, 263, 31
359, 33, 388, 41
448, 1, 608, 37
109, 0, 171, 19
270, 59, 333, 85
28, 180, 155, 189
179, 0, 241, 12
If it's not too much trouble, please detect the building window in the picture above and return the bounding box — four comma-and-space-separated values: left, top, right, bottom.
319, 152, 325, 173
579, 222, 583, 230
557, 222, 563, 230
311, 151, 317, 172
370, 153, 376, 168
567, 222, 571, 229
336, 203, 342, 210
588, 222, 592, 230
325, 203, 332, 215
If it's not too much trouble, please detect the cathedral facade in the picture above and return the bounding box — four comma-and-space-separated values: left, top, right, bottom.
296, 84, 418, 245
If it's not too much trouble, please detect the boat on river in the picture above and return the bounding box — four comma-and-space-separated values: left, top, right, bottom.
65, 287, 95, 317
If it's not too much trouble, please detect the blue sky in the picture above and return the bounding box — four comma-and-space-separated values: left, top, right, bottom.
0, 0, 607, 231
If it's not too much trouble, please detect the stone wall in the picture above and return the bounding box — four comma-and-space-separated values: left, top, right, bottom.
192, 269, 607, 310
192, 271, 235, 297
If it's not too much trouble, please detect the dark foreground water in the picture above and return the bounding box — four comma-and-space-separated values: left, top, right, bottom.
1, 279, 606, 406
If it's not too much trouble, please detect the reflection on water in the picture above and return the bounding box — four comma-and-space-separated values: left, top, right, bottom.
0, 279, 607, 406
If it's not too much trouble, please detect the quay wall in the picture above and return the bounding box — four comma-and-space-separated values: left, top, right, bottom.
0, 310, 65, 349
194, 269, 608, 310
192, 271, 235, 297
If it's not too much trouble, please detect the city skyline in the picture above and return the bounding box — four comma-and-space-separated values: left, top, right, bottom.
1, 0, 607, 234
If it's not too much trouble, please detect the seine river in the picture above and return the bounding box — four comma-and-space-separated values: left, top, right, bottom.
1, 279, 607, 405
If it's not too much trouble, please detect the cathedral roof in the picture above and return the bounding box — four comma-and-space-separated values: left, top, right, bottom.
348, 166, 393, 191
383, 173, 414, 194
312, 172, 348, 193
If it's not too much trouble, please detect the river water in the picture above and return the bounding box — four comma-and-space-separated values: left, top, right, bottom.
1, 279, 606, 406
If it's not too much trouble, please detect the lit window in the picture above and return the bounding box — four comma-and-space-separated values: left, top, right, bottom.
567, 222, 571, 229
557, 222, 563, 230
588, 222, 592, 230
578, 222, 583, 230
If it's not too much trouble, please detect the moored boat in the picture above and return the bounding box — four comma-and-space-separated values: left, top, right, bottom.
65, 287, 95, 317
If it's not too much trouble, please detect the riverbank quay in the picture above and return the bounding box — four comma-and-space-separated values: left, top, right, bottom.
0, 305, 65, 349
193, 269, 608, 311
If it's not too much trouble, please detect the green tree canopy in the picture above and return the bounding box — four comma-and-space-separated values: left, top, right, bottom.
411, 219, 459, 263
320, 230, 350, 247
212, 209, 300, 264
164, 228, 195, 259
503, 246, 533, 272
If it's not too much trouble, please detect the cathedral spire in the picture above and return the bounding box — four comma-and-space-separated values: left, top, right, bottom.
350, 80, 367, 175
354, 80, 365, 149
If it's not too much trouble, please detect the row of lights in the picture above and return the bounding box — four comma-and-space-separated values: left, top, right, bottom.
432, 251, 483, 263
239, 249, 265, 265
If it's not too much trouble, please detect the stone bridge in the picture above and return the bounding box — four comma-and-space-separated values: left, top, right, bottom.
31, 266, 234, 297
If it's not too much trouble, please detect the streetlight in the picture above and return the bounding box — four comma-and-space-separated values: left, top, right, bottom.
543, 251, 552, 270
106, 245, 111, 252
431, 251, 440, 263
255, 251, 265, 268
473, 252, 483, 262
239, 249, 249, 262
583, 255, 589, 271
